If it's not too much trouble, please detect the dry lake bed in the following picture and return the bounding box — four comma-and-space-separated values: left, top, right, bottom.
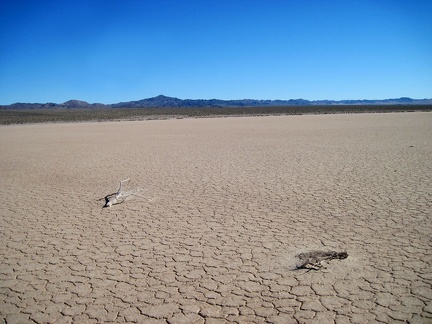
1, 112, 431, 323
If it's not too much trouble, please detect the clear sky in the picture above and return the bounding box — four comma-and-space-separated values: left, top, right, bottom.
1, 0, 431, 104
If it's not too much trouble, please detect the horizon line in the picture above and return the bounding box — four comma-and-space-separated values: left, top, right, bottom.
2, 95, 432, 106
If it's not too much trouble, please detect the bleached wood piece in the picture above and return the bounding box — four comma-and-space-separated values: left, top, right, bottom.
102, 178, 151, 208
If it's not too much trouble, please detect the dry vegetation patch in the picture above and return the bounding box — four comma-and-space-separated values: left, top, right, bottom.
1, 105, 431, 124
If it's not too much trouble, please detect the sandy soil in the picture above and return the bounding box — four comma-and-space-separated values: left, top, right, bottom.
1, 112, 431, 323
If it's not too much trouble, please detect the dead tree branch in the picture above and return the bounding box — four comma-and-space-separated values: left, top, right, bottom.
100, 179, 152, 208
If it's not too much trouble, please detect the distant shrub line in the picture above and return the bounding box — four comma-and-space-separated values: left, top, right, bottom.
0, 105, 431, 125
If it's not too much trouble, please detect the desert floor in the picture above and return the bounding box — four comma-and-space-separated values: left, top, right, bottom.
1, 112, 431, 323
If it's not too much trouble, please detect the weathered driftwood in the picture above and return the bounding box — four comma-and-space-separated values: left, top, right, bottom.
101, 179, 151, 208
295, 250, 348, 271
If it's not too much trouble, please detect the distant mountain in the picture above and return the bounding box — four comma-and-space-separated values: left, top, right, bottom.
1, 95, 432, 109
111, 95, 432, 108
2, 100, 106, 109
59, 100, 106, 108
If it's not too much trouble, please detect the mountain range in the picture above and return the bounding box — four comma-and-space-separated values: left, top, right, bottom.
2, 95, 432, 109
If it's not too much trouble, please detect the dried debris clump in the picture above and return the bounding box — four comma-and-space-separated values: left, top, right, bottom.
295, 250, 348, 270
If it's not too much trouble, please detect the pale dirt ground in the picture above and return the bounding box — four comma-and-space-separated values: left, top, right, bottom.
1, 112, 431, 323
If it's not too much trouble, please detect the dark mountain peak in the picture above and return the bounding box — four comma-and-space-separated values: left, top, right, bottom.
154, 94, 174, 99
61, 100, 91, 108
147, 95, 181, 103
112, 95, 183, 108
395, 97, 414, 102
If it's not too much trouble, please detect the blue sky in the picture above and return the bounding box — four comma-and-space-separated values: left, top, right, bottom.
1, 0, 431, 104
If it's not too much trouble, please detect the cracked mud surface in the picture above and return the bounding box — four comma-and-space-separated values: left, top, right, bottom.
1, 113, 431, 323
